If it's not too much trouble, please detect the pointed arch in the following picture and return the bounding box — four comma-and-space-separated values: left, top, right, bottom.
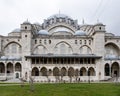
88, 67, 96, 76
61, 67, 67, 76
40, 67, 47, 76
53, 67, 59, 76
4, 42, 22, 57
0, 62, 5, 73
4, 41, 21, 48
33, 45, 47, 54
54, 41, 73, 54
80, 45, 92, 54
80, 67, 87, 76
68, 67, 74, 77
104, 63, 110, 76
75, 69, 79, 76
32, 67, 39, 76
15, 62, 22, 71
7, 62, 13, 73
48, 25, 76, 34
111, 62, 119, 77
105, 43, 120, 58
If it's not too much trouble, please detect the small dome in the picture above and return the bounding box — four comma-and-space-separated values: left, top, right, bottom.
23, 20, 31, 24
8, 56, 15, 60
47, 14, 72, 20
75, 30, 86, 36
38, 30, 49, 35
12, 28, 21, 32
95, 22, 103, 25
1, 56, 8, 60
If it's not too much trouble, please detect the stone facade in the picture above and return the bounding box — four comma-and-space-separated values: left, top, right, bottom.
0, 14, 120, 82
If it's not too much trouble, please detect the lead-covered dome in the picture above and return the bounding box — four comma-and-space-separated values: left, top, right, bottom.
47, 14, 72, 20
12, 28, 21, 32
75, 30, 86, 36
23, 20, 31, 24
38, 30, 49, 35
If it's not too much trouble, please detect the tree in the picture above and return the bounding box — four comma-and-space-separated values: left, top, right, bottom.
19, 77, 26, 87
29, 76, 34, 92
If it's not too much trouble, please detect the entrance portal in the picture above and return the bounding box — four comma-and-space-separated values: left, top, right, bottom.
111, 62, 119, 77
15, 72, 20, 78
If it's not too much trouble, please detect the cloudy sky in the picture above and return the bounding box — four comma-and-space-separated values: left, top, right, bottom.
0, 0, 120, 36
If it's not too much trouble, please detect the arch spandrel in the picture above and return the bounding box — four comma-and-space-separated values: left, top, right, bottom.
47, 24, 76, 35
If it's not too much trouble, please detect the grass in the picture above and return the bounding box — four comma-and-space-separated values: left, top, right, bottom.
0, 83, 120, 96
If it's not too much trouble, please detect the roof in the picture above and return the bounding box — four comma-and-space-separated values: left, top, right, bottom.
0, 56, 21, 60
38, 30, 49, 35
25, 54, 102, 58
12, 28, 21, 32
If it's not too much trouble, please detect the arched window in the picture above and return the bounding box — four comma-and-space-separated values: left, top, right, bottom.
53, 67, 59, 76
7, 63, 13, 73
15, 63, 22, 71
0, 63, 5, 73
40, 67, 47, 76
61, 67, 67, 76
111, 62, 119, 77
105, 64, 110, 76
88, 67, 96, 76
68, 67, 74, 77
32, 67, 39, 76
80, 67, 87, 76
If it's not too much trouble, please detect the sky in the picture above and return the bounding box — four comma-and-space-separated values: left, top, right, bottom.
0, 0, 120, 36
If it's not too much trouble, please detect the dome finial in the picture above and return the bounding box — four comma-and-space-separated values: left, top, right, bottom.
23, 18, 31, 24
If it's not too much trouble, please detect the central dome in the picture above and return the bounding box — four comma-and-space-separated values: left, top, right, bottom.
47, 14, 72, 20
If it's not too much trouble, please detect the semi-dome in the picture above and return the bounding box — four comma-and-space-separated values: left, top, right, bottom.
38, 30, 49, 35
54, 27, 70, 32
75, 30, 86, 36
12, 28, 21, 32
47, 14, 72, 20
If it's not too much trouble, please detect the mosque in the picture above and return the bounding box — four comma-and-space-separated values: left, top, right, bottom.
0, 14, 120, 82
